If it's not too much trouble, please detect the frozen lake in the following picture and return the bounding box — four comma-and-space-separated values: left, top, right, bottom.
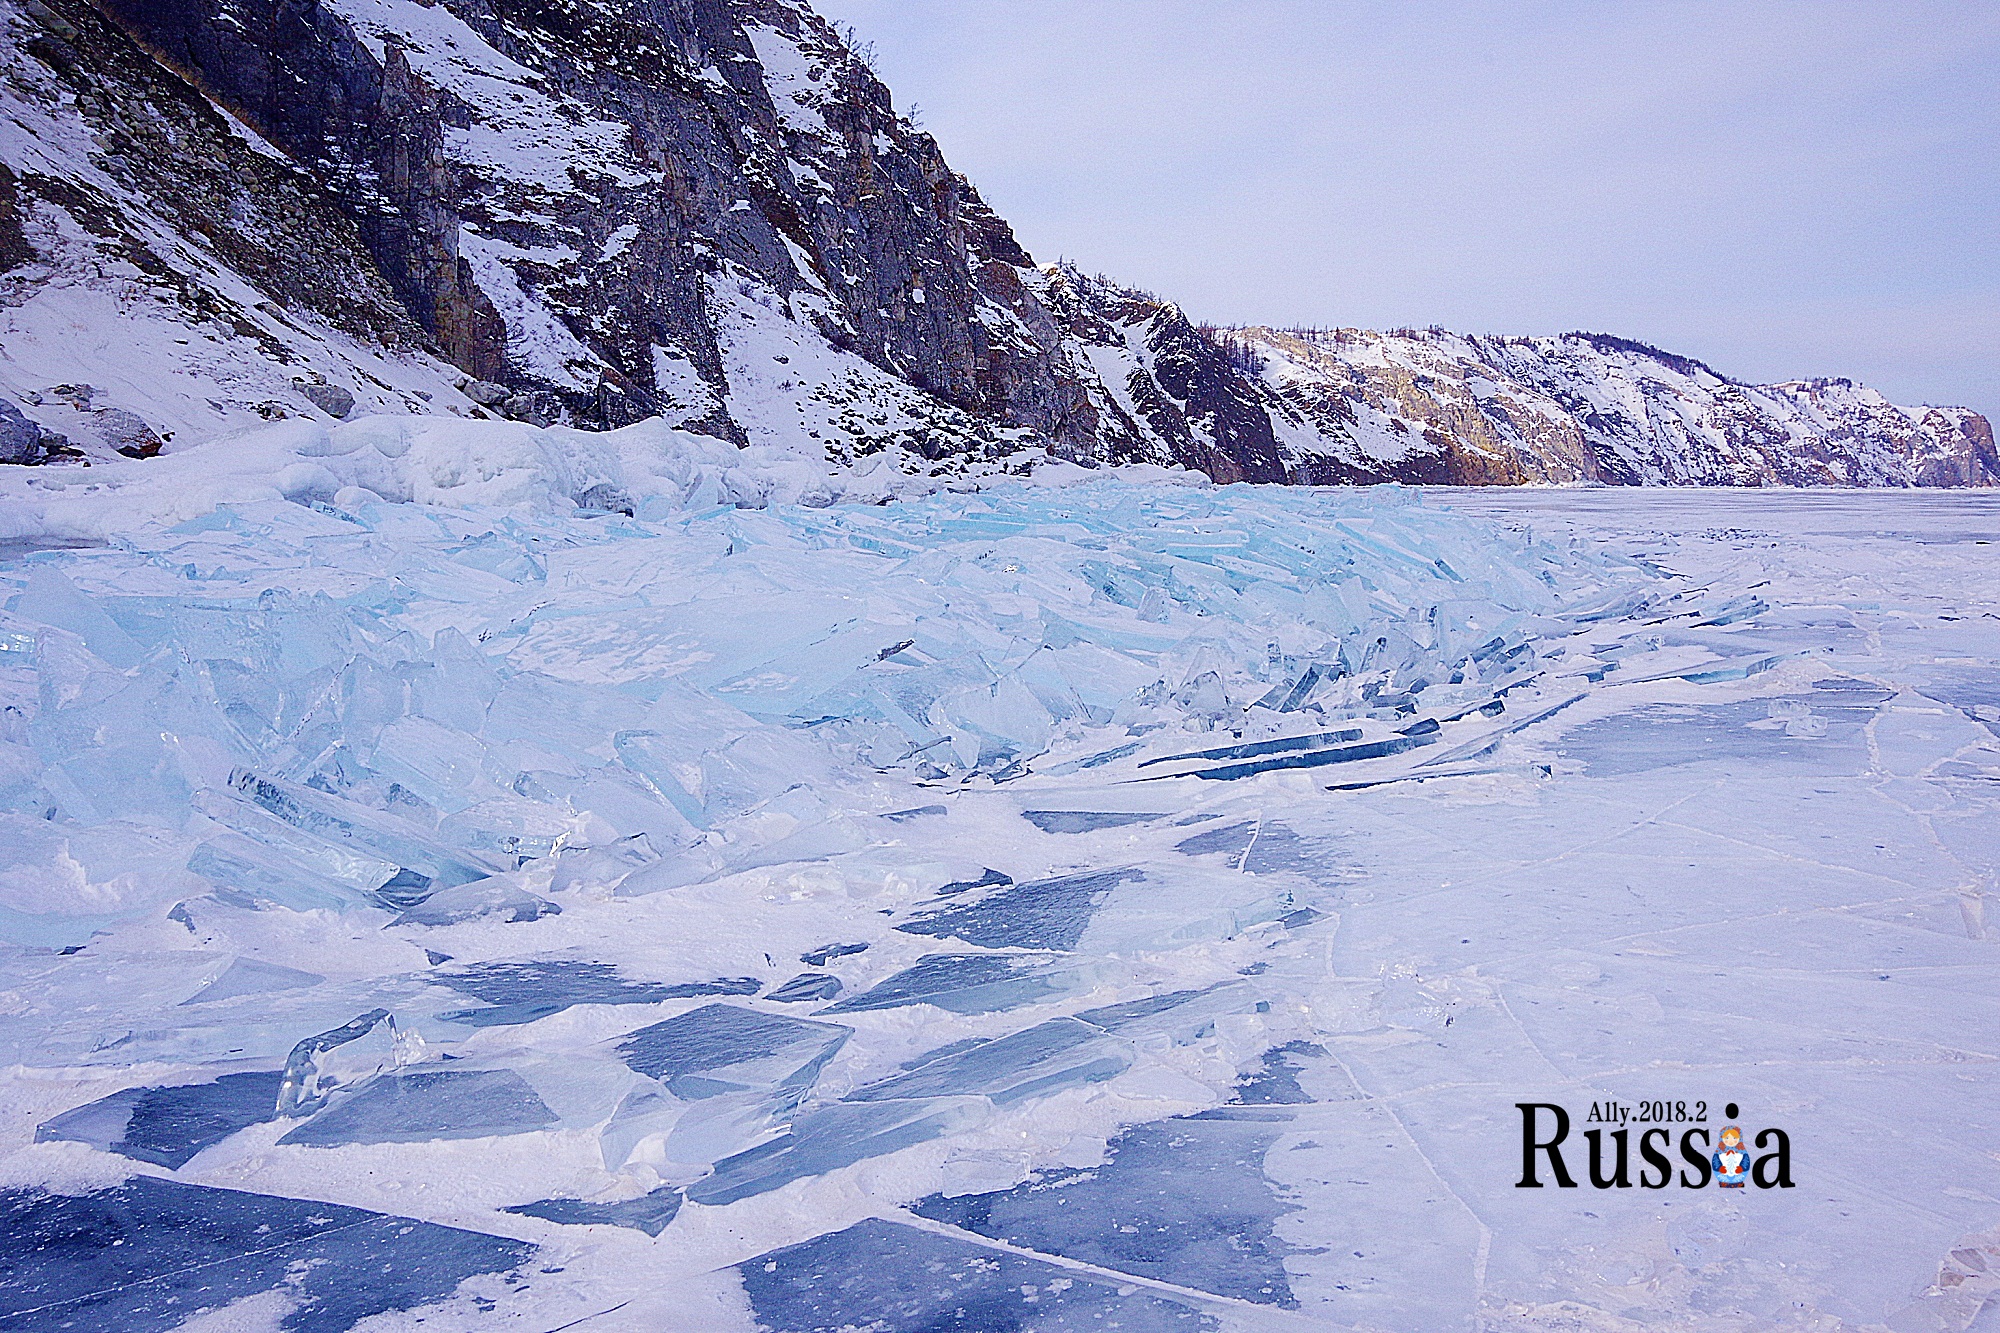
1, 466, 1996, 1332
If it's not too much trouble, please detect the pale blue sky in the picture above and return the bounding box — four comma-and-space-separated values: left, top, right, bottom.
815, 1, 2000, 421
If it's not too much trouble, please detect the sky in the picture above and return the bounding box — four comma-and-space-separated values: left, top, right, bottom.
813, 0, 2000, 422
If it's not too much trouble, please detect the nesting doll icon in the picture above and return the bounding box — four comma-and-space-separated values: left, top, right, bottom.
1712, 1124, 1749, 1188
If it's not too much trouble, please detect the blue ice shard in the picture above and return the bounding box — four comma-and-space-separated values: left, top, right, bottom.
615, 1004, 849, 1101
819, 953, 1073, 1015
1021, 810, 1163, 833
178, 958, 324, 1005
689, 1099, 988, 1207
277, 1009, 392, 1118
277, 1068, 558, 1147
0, 1176, 531, 1332
504, 1187, 682, 1237
913, 1115, 1296, 1307
35, 1071, 283, 1169
1141, 728, 1363, 770
844, 1018, 1128, 1106
799, 942, 868, 967
896, 869, 1143, 951
934, 867, 1010, 897
225, 769, 500, 895
437, 962, 760, 1027
392, 877, 560, 926
1179, 731, 1438, 781
766, 973, 843, 1003
1230, 1041, 1326, 1105
880, 804, 946, 822
738, 1217, 1212, 1332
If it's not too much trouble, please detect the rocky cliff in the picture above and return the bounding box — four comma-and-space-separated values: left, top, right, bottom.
0, 0, 1990, 485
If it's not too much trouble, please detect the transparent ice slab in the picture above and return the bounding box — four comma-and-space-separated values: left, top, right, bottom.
35, 1071, 283, 1169
1557, 698, 1877, 778
911, 1114, 1296, 1308
178, 957, 324, 1005
819, 953, 1077, 1015
737, 1216, 1213, 1332
1020, 810, 1163, 834
799, 941, 869, 967
896, 869, 1143, 952
689, 1098, 990, 1207
765, 973, 842, 1003
1228, 1041, 1326, 1106
277, 1068, 558, 1147
614, 1004, 850, 1101
0, 1177, 532, 1332
1173, 820, 1338, 880
391, 876, 560, 926
845, 1017, 1129, 1107
504, 1187, 682, 1237
437, 962, 760, 1027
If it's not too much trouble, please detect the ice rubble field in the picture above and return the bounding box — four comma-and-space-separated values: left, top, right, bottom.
0, 419, 1996, 1331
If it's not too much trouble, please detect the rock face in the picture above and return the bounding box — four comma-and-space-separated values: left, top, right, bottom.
0, 0, 1990, 484
1239, 324, 2000, 487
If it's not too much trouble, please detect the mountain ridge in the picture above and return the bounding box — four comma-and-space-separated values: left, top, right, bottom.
0, 0, 1990, 486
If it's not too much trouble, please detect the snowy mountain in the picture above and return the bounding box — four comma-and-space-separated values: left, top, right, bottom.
0, 0, 1991, 485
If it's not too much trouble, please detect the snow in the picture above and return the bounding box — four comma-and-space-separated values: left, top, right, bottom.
0, 26, 478, 447
321, 0, 654, 195
747, 23, 834, 141
457, 229, 602, 392
0, 455, 1996, 1330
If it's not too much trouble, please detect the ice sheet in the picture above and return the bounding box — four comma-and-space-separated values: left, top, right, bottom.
1, 475, 1995, 1332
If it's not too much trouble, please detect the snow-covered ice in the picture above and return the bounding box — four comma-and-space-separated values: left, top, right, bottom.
0, 431, 1997, 1330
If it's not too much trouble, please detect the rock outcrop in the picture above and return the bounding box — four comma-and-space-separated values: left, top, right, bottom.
0, 0, 1989, 484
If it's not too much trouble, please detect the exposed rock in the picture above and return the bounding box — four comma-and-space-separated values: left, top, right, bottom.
0, 397, 43, 463
93, 406, 162, 457
462, 380, 511, 408
297, 382, 355, 419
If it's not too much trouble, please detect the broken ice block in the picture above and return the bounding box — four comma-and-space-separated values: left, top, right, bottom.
178, 957, 324, 1005
615, 1004, 849, 1101
912, 1114, 1296, 1307
505, 1187, 683, 1237
896, 868, 1144, 951
1143, 729, 1364, 770
765, 973, 842, 1003
277, 1068, 558, 1146
35, 1071, 284, 1169
277, 1008, 393, 1118
1182, 729, 1438, 780
689, 1097, 989, 1207
392, 876, 560, 926
799, 942, 868, 967
437, 962, 760, 1027
934, 867, 1010, 896
1021, 810, 1164, 833
879, 804, 946, 822
0, 1176, 531, 1330
227, 768, 499, 891
845, 1017, 1129, 1106
819, 953, 1075, 1015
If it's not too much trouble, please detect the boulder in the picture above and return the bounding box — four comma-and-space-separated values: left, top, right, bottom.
299, 382, 356, 419
0, 398, 42, 464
